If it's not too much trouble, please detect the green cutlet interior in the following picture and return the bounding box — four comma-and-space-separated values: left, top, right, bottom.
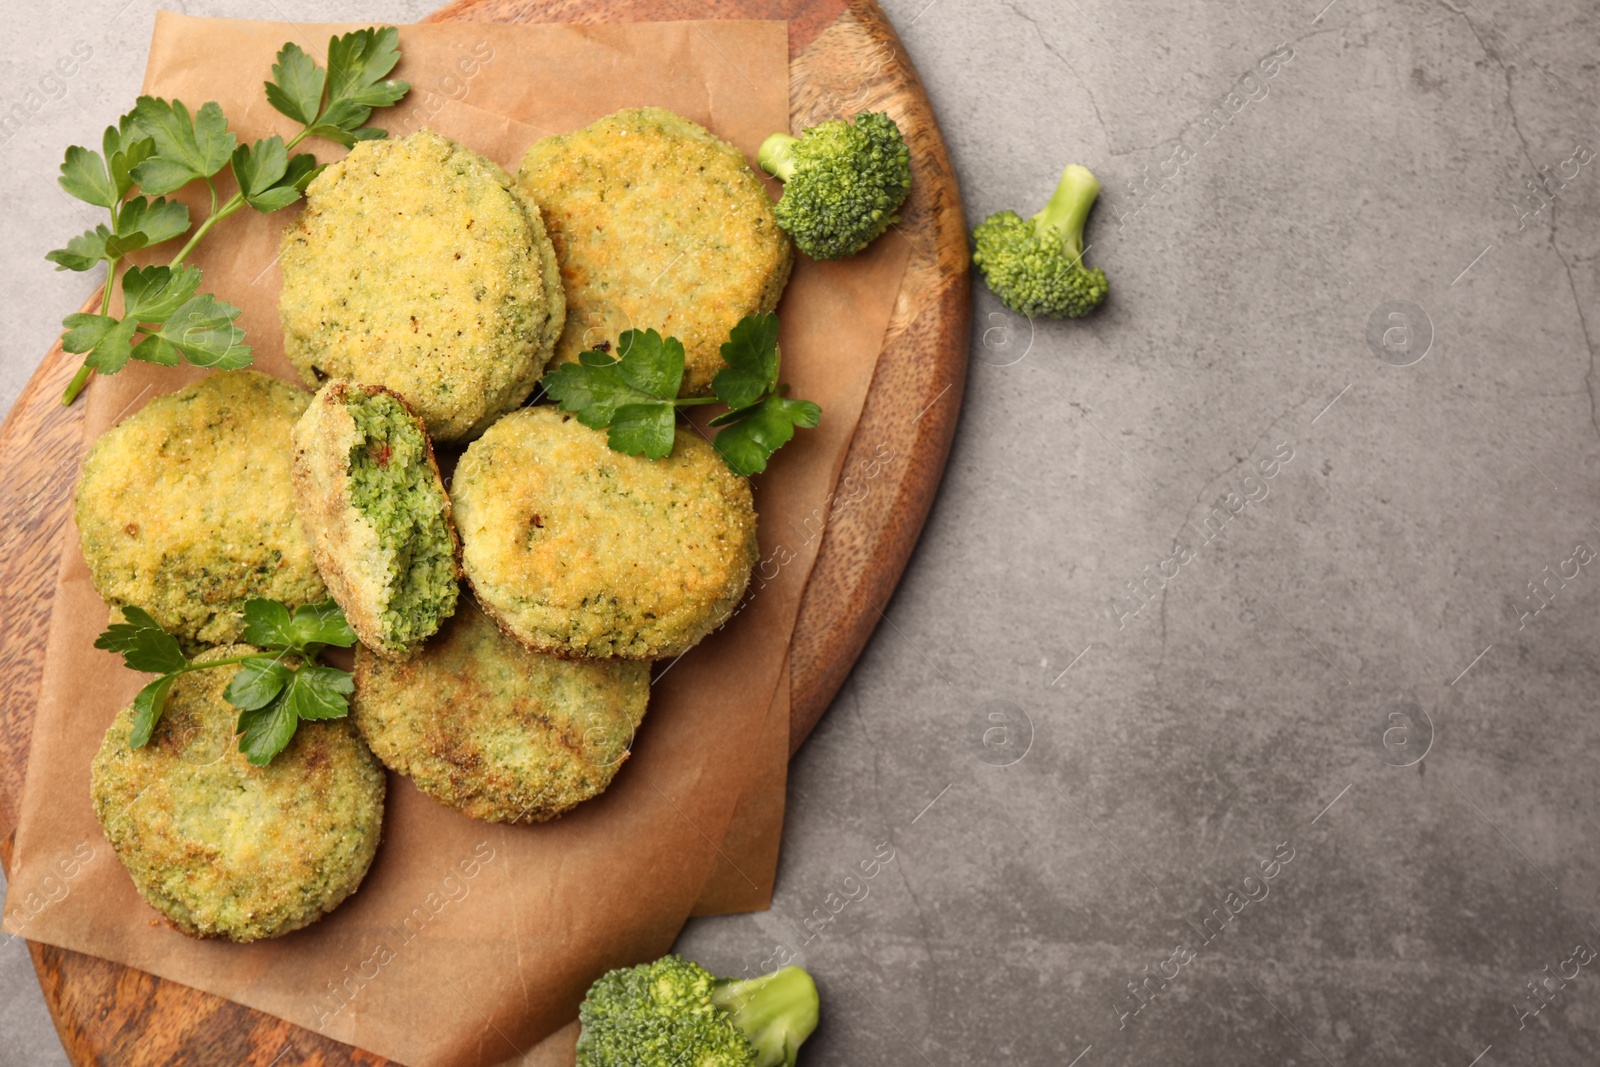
346, 391, 458, 647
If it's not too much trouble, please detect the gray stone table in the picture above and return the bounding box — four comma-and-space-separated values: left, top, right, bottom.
4, 0, 1598, 1064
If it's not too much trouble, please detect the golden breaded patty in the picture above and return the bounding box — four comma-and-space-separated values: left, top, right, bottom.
452, 407, 758, 659
75, 370, 326, 648
90, 646, 386, 942
292, 381, 460, 659
514, 108, 792, 396
352, 599, 649, 822
279, 129, 565, 442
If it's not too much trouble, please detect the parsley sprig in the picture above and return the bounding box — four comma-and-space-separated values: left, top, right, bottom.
51, 27, 410, 406
543, 313, 822, 475
95, 599, 358, 766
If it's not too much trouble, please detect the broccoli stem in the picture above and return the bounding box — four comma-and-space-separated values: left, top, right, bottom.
1032, 163, 1102, 266
710, 966, 820, 1067
757, 133, 801, 183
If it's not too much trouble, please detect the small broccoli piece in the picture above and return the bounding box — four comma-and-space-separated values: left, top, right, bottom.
758, 111, 912, 260
709, 965, 819, 1067
576, 955, 820, 1067
972, 163, 1108, 318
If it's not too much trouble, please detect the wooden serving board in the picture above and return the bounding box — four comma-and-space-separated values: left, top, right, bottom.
0, 0, 968, 1062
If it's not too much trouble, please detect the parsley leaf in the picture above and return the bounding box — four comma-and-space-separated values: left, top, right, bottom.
128, 97, 236, 194
224, 657, 292, 711
320, 27, 409, 138
606, 329, 687, 400
241, 601, 358, 659
606, 403, 679, 460
129, 675, 179, 749
235, 666, 354, 766
105, 113, 155, 200
707, 315, 819, 474
112, 196, 192, 251
58, 144, 119, 209
94, 606, 189, 675
544, 342, 675, 426
232, 136, 320, 213
47, 198, 190, 272
710, 312, 780, 410
55, 113, 157, 210
543, 329, 688, 460
544, 315, 821, 473
263, 42, 325, 127
122, 263, 203, 321
284, 600, 361, 651
236, 697, 299, 766
64, 266, 248, 373
60, 313, 139, 373
240, 598, 296, 649
46, 229, 114, 273
712, 394, 822, 476
131, 292, 251, 369
95, 598, 359, 765
242, 597, 358, 655
267, 28, 410, 148
286, 665, 355, 721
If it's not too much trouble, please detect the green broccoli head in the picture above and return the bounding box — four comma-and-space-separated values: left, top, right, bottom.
576, 955, 820, 1067
758, 111, 912, 260
972, 163, 1108, 318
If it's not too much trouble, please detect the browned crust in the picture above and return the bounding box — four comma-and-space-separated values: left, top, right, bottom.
463, 580, 637, 663
468, 583, 584, 660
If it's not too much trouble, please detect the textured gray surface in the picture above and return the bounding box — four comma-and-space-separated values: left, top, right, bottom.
4, 0, 1599, 1064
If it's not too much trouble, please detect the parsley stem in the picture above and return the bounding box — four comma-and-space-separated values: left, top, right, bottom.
168, 192, 245, 267
62, 362, 94, 406
60, 256, 123, 406
98, 261, 118, 316
160, 650, 311, 683
170, 652, 262, 676
674, 397, 721, 407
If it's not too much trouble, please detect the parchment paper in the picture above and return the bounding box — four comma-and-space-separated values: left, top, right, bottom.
3, 14, 912, 1067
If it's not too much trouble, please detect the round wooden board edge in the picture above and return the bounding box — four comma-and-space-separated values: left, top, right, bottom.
778, 0, 969, 751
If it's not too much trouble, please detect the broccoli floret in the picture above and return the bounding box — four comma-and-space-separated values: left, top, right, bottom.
758, 111, 912, 260
576, 955, 820, 1067
972, 163, 1108, 318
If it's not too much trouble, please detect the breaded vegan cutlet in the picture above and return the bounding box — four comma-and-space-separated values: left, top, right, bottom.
452, 406, 759, 660
352, 599, 649, 823
90, 645, 386, 942
279, 129, 565, 442
74, 370, 326, 648
515, 108, 792, 396
291, 380, 460, 659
